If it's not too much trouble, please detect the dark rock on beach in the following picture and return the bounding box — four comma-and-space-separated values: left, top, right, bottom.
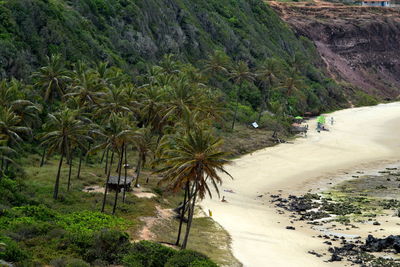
362, 235, 400, 253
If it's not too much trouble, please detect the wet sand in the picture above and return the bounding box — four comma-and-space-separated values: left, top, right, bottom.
201, 102, 400, 267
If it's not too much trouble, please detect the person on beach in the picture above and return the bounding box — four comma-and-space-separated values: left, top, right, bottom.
330, 117, 334, 125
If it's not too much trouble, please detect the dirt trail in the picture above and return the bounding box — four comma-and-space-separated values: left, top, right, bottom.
136, 205, 174, 241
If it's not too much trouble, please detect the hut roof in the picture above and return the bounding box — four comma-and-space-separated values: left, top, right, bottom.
107, 175, 134, 185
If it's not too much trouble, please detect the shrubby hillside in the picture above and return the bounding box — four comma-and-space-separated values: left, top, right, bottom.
1, 0, 307, 76
0, 0, 350, 117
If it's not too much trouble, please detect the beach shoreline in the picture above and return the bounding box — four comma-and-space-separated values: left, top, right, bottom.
202, 102, 400, 267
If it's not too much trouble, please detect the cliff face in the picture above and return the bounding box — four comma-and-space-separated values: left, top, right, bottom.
271, 2, 400, 98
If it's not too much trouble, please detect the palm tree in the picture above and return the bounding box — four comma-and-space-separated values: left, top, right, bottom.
65, 68, 106, 110
0, 79, 42, 130
0, 137, 16, 178
158, 54, 181, 76
255, 58, 282, 122
202, 50, 230, 77
132, 127, 154, 187
0, 107, 31, 146
228, 61, 255, 130
39, 108, 91, 199
90, 115, 135, 213
32, 54, 71, 102
278, 69, 305, 115
157, 127, 232, 249
138, 85, 166, 128
96, 86, 132, 119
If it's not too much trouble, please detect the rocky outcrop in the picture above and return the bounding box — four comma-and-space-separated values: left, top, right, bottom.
271, 2, 400, 98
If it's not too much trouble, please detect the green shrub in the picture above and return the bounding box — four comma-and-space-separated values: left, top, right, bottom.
190, 260, 219, 267
165, 250, 218, 267
66, 258, 90, 267
354, 91, 378, 107
50, 257, 90, 267
0, 177, 27, 206
122, 241, 176, 267
12, 205, 57, 221
8, 221, 54, 241
85, 229, 131, 264
57, 211, 128, 244
0, 235, 29, 263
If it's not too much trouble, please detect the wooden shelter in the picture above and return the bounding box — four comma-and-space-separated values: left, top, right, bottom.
107, 175, 134, 192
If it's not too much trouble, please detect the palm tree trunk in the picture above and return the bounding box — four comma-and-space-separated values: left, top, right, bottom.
231, 84, 242, 130
77, 151, 83, 180
134, 155, 142, 187
101, 151, 114, 213
112, 144, 124, 215
176, 182, 189, 246
156, 133, 163, 149
86, 142, 91, 164
67, 155, 73, 191
0, 159, 3, 179
181, 184, 197, 249
104, 148, 109, 174
40, 148, 46, 167
122, 145, 128, 203
257, 84, 268, 123
53, 153, 64, 200
100, 148, 106, 164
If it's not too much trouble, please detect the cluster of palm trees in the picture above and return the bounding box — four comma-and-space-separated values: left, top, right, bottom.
202, 50, 307, 129
0, 50, 306, 248
0, 53, 234, 248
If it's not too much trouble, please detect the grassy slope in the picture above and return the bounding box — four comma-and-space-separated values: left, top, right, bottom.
11, 149, 240, 265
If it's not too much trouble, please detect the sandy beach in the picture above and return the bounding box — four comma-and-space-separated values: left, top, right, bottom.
202, 102, 400, 267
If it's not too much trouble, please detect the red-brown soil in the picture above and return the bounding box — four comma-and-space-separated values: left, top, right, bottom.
269, 1, 400, 98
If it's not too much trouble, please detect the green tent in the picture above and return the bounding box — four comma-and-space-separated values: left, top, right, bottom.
295, 116, 303, 120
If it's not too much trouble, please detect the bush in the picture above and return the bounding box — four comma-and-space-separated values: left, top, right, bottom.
0, 177, 27, 206
165, 250, 218, 267
85, 229, 131, 264
122, 241, 176, 267
190, 260, 219, 267
50, 257, 90, 267
354, 91, 378, 107
57, 211, 128, 245
0, 235, 29, 263
66, 258, 90, 267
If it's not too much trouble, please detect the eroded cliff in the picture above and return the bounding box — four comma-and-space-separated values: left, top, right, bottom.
270, 1, 400, 98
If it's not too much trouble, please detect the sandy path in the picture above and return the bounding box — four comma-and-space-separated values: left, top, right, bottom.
202, 102, 400, 267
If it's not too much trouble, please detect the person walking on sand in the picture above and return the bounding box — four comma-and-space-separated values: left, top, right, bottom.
330, 117, 334, 125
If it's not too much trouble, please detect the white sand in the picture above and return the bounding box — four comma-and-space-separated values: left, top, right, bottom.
202, 102, 400, 267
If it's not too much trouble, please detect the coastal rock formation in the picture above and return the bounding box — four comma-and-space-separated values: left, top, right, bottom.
363, 234, 400, 253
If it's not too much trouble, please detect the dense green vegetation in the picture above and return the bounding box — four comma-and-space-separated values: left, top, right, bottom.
0, 0, 362, 265
0, 0, 311, 75
0, 0, 349, 115
0, 54, 233, 265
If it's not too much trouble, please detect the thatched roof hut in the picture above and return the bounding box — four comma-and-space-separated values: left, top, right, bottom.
107, 175, 134, 192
